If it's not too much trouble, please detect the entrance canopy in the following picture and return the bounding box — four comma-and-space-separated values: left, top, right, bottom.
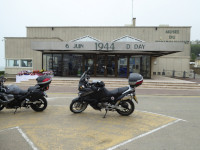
32, 41, 184, 57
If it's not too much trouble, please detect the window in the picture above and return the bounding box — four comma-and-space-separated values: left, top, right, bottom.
6, 59, 32, 67
21, 60, 32, 67
43, 54, 53, 71
7, 59, 19, 67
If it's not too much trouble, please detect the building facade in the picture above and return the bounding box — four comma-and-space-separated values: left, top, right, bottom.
5, 21, 191, 78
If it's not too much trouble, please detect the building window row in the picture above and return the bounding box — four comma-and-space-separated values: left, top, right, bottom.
42, 53, 151, 78
6, 59, 32, 68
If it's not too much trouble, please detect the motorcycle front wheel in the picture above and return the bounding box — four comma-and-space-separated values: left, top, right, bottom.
30, 97, 47, 112
70, 100, 88, 113
116, 100, 135, 116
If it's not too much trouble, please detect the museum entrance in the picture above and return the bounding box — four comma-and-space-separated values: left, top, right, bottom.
96, 55, 116, 77
42, 53, 151, 78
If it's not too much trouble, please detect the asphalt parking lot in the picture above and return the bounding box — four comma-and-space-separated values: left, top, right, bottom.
1, 86, 200, 150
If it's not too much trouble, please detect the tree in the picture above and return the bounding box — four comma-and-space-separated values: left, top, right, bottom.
191, 53, 196, 62
191, 42, 200, 61
195, 40, 200, 44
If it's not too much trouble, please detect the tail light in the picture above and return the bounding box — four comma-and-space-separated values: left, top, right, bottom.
44, 85, 49, 91
136, 80, 143, 86
42, 78, 51, 82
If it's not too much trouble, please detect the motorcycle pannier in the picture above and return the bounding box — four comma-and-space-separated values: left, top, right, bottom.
36, 75, 52, 87
128, 73, 143, 88
28, 89, 44, 101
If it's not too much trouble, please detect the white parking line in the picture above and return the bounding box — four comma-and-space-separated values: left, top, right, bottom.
137, 110, 187, 122
107, 119, 182, 150
0, 107, 187, 150
0, 126, 38, 150
0, 127, 18, 133
107, 110, 186, 150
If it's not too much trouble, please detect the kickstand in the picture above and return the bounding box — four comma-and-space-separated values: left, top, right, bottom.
103, 109, 108, 118
14, 108, 18, 114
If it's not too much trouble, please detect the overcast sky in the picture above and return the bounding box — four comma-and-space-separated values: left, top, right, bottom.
0, 0, 199, 70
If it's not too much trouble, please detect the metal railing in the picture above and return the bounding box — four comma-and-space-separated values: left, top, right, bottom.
155, 69, 198, 79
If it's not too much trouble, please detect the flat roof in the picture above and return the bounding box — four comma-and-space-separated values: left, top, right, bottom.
26, 26, 191, 28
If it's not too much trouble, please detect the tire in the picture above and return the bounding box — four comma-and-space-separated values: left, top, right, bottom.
116, 100, 135, 116
30, 97, 47, 112
0, 104, 4, 111
70, 100, 88, 113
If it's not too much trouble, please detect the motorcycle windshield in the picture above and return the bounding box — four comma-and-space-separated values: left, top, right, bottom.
80, 72, 86, 83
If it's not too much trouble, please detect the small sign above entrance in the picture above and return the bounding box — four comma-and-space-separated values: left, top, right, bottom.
65, 42, 146, 51
32, 41, 184, 56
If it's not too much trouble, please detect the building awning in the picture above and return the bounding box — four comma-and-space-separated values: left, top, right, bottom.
31, 41, 184, 57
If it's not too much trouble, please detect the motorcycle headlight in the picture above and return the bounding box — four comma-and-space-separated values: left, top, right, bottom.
79, 85, 85, 89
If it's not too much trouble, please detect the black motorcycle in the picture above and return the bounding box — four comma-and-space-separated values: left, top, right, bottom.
0, 75, 52, 113
70, 69, 143, 118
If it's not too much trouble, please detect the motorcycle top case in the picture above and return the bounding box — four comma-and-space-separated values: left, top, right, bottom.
36, 75, 52, 87
128, 73, 143, 87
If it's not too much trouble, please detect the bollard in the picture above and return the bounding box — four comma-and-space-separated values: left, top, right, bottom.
172, 70, 175, 78
183, 71, 186, 78
162, 69, 165, 76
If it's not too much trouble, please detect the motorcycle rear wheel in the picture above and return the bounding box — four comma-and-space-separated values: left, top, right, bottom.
30, 97, 47, 112
116, 100, 135, 116
70, 101, 88, 113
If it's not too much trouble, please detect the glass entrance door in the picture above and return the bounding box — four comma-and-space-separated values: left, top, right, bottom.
129, 55, 151, 78
118, 56, 128, 77
96, 55, 106, 76
43, 54, 53, 71
129, 56, 141, 74
107, 55, 115, 77
52, 54, 62, 76
84, 54, 94, 76
141, 56, 150, 78
63, 54, 83, 76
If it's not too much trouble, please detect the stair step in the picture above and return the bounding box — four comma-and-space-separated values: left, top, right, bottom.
6, 76, 199, 90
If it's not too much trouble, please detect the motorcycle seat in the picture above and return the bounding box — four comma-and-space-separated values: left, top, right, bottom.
19, 89, 28, 95
28, 85, 40, 92
104, 86, 129, 97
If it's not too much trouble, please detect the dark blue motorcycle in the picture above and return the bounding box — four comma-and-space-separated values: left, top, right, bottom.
70, 69, 143, 118
0, 75, 52, 113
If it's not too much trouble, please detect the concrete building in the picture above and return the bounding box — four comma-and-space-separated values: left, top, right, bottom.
5, 19, 191, 78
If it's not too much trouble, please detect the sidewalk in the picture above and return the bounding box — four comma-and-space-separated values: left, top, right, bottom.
52, 75, 197, 84
4, 75, 200, 96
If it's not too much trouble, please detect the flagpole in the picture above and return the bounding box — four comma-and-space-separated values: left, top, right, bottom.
132, 0, 133, 19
